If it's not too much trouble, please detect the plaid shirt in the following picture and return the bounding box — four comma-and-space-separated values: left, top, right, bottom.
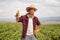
18, 14, 41, 38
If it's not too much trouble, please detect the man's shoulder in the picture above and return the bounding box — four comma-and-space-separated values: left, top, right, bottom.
22, 14, 27, 17
20, 14, 27, 18
34, 16, 38, 19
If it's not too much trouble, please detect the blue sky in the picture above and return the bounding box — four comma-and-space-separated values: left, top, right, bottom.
0, 0, 60, 19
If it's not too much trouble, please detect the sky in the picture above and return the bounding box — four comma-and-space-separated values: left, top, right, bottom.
0, 0, 60, 19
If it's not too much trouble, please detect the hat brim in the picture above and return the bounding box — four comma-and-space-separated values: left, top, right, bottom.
26, 7, 37, 12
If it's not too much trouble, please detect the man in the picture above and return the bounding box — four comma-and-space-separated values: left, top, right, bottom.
15, 5, 41, 40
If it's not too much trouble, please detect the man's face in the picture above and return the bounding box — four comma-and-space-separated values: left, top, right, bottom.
29, 9, 35, 15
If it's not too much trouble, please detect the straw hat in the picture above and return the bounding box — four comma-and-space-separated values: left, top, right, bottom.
26, 4, 37, 12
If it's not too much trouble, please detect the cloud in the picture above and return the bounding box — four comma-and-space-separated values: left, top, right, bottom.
0, 0, 29, 18
0, 0, 60, 19
18, 0, 60, 7
18, 0, 41, 3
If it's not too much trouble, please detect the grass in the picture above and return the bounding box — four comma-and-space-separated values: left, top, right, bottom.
0, 22, 60, 40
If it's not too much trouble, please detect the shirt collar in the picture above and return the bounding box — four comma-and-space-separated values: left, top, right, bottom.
26, 13, 34, 19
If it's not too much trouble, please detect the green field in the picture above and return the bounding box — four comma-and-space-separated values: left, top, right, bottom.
0, 22, 60, 40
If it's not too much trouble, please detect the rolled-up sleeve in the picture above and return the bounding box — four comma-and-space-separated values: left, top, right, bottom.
36, 18, 41, 25
18, 16, 23, 22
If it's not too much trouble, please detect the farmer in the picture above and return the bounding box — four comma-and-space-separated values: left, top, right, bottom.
15, 5, 41, 40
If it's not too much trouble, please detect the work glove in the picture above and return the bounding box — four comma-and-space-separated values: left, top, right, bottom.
15, 10, 20, 21
15, 10, 20, 18
34, 29, 40, 35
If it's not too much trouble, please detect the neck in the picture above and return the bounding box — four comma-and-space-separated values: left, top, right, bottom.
28, 13, 34, 18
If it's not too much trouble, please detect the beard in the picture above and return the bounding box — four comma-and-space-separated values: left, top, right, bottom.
28, 13, 34, 18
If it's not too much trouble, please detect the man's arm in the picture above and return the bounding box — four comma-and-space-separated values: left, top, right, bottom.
34, 17, 41, 35
15, 15, 23, 22
36, 17, 41, 32
15, 17, 19, 22
15, 10, 21, 22
34, 25, 41, 35
37, 25, 41, 32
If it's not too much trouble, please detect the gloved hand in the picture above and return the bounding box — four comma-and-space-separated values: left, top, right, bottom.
34, 29, 40, 35
15, 10, 20, 18
15, 10, 20, 21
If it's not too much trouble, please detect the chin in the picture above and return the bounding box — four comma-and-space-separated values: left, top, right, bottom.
31, 13, 34, 15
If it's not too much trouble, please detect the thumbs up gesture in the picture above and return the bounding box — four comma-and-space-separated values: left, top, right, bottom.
15, 10, 20, 21
15, 10, 20, 18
